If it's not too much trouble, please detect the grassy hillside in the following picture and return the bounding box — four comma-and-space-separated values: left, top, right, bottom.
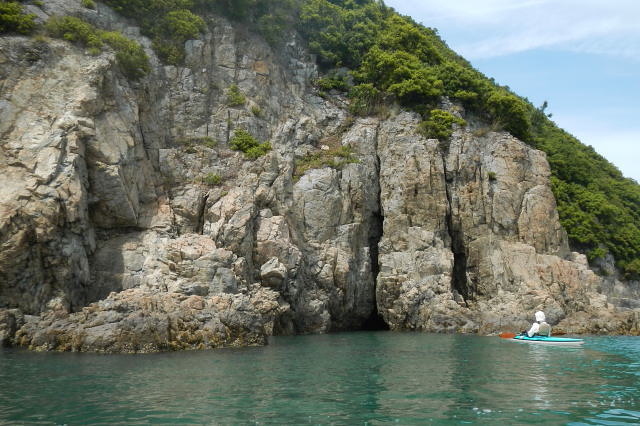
4, 0, 639, 277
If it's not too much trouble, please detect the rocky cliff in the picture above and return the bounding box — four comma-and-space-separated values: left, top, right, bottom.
1, 0, 638, 352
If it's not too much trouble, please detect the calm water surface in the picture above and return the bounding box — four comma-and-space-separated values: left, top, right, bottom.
1, 332, 639, 424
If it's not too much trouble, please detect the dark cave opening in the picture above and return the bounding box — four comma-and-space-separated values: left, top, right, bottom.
452, 251, 470, 303
447, 210, 473, 303
361, 198, 389, 331
362, 308, 389, 331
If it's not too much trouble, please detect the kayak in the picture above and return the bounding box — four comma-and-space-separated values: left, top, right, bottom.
512, 335, 584, 346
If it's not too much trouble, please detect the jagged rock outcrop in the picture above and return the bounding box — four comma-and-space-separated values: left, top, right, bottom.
1, 1, 638, 352
374, 112, 638, 334
12, 286, 287, 353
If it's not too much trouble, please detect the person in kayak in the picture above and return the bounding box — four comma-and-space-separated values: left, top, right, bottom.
522, 311, 551, 337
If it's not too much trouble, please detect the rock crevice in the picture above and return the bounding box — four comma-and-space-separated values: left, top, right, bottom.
362, 123, 387, 330
441, 147, 472, 305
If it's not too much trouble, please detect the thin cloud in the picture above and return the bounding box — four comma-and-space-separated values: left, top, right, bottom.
569, 35, 640, 61
459, 18, 631, 59
406, 0, 551, 23
385, 0, 640, 60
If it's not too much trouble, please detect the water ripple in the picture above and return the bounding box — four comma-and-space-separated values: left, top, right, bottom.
1, 333, 639, 424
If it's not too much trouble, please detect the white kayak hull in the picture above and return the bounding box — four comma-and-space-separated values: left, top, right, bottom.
512, 335, 584, 346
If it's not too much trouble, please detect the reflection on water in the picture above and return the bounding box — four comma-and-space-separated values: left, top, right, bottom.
0, 333, 639, 424
571, 409, 640, 426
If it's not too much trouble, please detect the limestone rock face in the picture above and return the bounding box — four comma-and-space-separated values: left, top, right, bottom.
374, 112, 637, 334
375, 113, 463, 332
0, 2, 638, 352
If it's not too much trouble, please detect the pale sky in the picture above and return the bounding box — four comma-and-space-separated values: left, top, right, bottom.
384, 0, 640, 182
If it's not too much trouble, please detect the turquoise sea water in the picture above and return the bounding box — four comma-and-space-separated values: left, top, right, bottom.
1, 332, 639, 425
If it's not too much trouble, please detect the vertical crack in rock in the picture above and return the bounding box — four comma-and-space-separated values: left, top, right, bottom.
196, 193, 209, 235
363, 123, 389, 330
225, 110, 231, 145
441, 148, 472, 305
45, 135, 68, 186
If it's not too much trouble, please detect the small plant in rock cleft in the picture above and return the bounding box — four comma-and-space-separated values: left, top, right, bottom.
294, 144, 360, 181
82, 0, 97, 10
230, 129, 271, 159
419, 109, 466, 142
250, 105, 262, 117
226, 84, 246, 107
177, 136, 217, 150
202, 173, 222, 186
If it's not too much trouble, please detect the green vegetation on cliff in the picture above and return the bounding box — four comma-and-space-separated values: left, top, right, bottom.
225, 84, 246, 107
230, 129, 272, 159
298, 0, 531, 139
294, 145, 359, 180
1, 3, 149, 79
46, 16, 150, 79
419, 109, 466, 142
100, 0, 297, 63
100, 0, 205, 64
0, 1, 36, 35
